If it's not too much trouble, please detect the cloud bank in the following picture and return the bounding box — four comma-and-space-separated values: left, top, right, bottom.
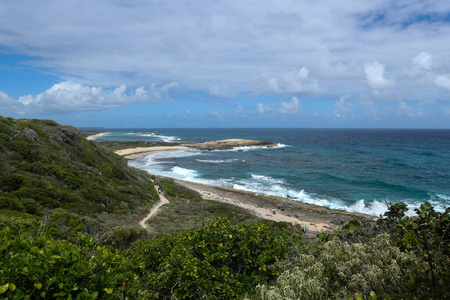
1, 81, 178, 115
0, 0, 449, 126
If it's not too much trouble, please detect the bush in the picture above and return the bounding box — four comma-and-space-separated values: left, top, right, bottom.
0, 197, 25, 212
0, 210, 42, 232
159, 178, 202, 200
101, 226, 149, 250
0, 228, 140, 299
129, 218, 299, 299
257, 233, 422, 299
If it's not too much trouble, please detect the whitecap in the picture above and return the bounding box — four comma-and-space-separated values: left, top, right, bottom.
196, 159, 241, 164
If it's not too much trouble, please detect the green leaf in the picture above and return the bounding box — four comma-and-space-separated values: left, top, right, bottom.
9, 283, 16, 292
0, 284, 9, 294
51, 255, 62, 259
34, 282, 42, 290
104, 288, 113, 294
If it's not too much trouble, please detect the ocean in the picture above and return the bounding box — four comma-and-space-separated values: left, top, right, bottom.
95, 128, 450, 217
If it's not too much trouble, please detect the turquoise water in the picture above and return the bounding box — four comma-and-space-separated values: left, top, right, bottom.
96, 129, 450, 216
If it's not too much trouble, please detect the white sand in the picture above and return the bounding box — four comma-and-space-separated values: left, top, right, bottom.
115, 146, 191, 159
86, 132, 111, 140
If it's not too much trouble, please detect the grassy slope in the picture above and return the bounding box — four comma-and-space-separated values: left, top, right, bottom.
0, 116, 159, 236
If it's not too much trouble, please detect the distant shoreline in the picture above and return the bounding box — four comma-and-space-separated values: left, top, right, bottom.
114, 139, 278, 159
86, 132, 111, 140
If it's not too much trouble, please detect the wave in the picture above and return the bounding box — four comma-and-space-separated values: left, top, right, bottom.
226, 143, 288, 152
171, 166, 198, 180
196, 159, 241, 164
125, 131, 182, 142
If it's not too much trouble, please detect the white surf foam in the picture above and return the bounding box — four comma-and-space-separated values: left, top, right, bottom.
125, 132, 182, 142
225, 143, 288, 152
196, 159, 241, 164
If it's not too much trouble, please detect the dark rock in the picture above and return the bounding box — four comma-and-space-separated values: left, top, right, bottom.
332, 219, 344, 225
50, 126, 80, 146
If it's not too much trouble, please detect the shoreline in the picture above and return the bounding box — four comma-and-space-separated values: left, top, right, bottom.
114, 138, 277, 159
113, 144, 374, 234
173, 179, 372, 234
86, 132, 111, 140
115, 146, 191, 159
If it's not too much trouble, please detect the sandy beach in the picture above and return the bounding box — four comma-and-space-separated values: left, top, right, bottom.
114, 139, 277, 159
86, 132, 111, 140
115, 146, 191, 159
114, 142, 373, 234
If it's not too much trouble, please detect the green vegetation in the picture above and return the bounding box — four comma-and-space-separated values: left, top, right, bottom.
97, 140, 180, 152
0, 116, 159, 236
1, 116, 449, 299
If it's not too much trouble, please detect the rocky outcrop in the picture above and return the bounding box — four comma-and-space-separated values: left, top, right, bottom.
186, 139, 277, 151
50, 126, 81, 146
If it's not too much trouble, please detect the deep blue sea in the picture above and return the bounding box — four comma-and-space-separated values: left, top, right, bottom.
95, 129, 450, 216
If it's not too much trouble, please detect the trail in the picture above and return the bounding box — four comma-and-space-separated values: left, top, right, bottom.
139, 185, 169, 229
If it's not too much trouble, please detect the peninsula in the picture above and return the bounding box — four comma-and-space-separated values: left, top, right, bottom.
114, 138, 278, 159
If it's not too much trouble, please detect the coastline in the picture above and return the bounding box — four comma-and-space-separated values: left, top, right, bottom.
86, 132, 111, 140
114, 143, 374, 234
114, 139, 277, 159
115, 146, 191, 159
174, 179, 372, 234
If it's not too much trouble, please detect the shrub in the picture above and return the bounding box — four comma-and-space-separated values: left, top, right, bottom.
129, 218, 299, 299
257, 233, 423, 299
0, 228, 140, 299
0, 210, 42, 232
101, 226, 149, 250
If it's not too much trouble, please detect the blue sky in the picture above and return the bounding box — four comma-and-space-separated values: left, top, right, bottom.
1, 0, 450, 128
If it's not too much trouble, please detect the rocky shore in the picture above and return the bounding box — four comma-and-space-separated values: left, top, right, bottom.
174, 179, 373, 235
187, 139, 277, 151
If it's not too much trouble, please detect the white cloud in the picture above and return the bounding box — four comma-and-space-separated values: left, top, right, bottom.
208, 84, 238, 98
4, 81, 178, 115
435, 75, 450, 90
398, 101, 415, 117
256, 103, 272, 114
364, 62, 395, 89
413, 52, 433, 71
334, 95, 354, 119
257, 67, 320, 95
279, 97, 299, 114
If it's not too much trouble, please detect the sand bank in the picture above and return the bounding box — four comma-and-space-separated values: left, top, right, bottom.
115, 146, 191, 159
115, 139, 277, 159
86, 132, 111, 140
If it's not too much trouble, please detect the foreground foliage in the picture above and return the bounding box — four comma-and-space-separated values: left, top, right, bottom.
128, 218, 300, 299
0, 228, 139, 300
257, 202, 450, 300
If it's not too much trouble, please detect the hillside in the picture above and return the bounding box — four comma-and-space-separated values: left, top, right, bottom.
0, 116, 158, 237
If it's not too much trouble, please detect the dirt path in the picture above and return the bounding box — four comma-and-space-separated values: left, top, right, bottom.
139, 185, 169, 229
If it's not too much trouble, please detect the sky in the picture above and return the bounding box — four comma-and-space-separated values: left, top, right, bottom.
0, 0, 450, 128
